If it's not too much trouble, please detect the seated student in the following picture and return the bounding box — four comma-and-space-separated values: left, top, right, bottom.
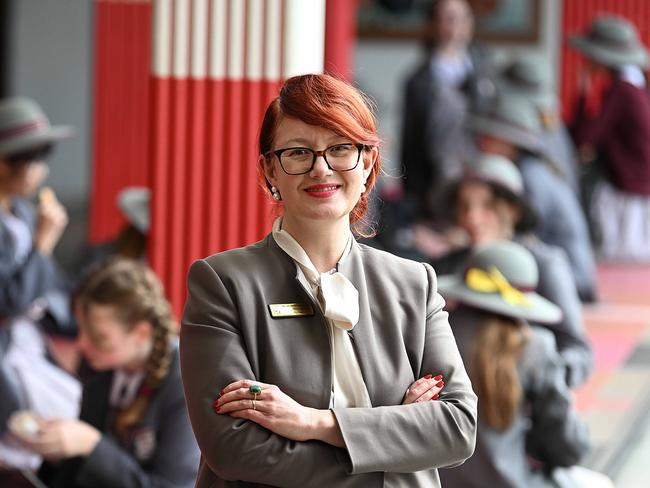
22, 259, 199, 487
438, 241, 612, 488
75, 186, 150, 276
497, 56, 582, 196
467, 95, 598, 303
432, 154, 593, 388
0, 97, 80, 474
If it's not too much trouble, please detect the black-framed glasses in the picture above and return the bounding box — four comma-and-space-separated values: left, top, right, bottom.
266, 143, 364, 175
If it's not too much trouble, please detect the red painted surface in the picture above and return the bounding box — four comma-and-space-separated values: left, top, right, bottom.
148, 76, 171, 284
90, 0, 151, 243
324, 0, 357, 79
561, 0, 650, 120
94, 0, 350, 315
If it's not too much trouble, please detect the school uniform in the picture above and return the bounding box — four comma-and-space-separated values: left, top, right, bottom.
39, 347, 200, 487
181, 232, 477, 487
439, 306, 591, 488
518, 154, 598, 302
0, 198, 78, 468
432, 236, 593, 388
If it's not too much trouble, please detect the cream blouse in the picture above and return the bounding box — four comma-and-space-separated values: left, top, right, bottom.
272, 219, 371, 408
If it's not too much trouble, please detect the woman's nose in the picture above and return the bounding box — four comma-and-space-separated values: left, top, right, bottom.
309, 154, 332, 177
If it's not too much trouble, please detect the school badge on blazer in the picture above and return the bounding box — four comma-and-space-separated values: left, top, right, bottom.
268, 303, 314, 318
132, 427, 156, 462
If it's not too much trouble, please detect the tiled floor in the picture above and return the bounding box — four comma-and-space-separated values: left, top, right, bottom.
574, 264, 650, 480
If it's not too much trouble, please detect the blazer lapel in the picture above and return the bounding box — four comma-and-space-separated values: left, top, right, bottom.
80, 370, 113, 431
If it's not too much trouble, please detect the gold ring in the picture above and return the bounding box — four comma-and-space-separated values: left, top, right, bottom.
252, 399, 256, 410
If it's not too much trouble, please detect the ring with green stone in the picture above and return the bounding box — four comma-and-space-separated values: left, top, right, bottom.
249, 385, 262, 404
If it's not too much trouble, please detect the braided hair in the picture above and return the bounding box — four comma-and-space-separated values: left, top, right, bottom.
76, 258, 176, 433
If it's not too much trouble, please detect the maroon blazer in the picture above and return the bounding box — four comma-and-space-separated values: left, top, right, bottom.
571, 77, 650, 195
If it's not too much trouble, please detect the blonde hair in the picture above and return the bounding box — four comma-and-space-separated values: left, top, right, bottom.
76, 258, 176, 433
470, 315, 529, 430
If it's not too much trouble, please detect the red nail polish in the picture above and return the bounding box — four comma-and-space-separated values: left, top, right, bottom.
433, 394, 440, 400
424, 374, 433, 379
219, 389, 224, 396
436, 381, 444, 388
434, 375, 442, 381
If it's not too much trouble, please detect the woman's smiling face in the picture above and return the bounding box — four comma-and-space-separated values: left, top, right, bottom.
262, 116, 375, 226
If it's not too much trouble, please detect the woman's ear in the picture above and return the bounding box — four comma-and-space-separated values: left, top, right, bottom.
362, 146, 378, 180
260, 154, 276, 187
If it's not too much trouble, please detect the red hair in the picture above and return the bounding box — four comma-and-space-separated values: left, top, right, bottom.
258, 73, 382, 237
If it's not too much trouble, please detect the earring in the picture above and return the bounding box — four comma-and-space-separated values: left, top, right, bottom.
271, 186, 281, 201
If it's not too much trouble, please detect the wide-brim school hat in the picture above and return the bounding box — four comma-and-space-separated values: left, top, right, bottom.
438, 240, 562, 324
441, 153, 538, 232
465, 95, 542, 154
569, 15, 649, 69
496, 57, 557, 111
117, 186, 150, 234
0, 97, 74, 159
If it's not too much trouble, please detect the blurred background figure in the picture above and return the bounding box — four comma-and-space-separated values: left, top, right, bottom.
569, 15, 650, 263
468, 96, 598, 302
497, 56, 582, 196
438, 241, 612, 488
0, 97, 79, 476
75, 186, 149, 275
400, 0, 496, 222
32, 259, 199, 488
433, 154, 593, 388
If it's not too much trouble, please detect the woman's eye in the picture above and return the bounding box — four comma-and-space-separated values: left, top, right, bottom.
328, 144, 355, 156
285, 148, 310, 158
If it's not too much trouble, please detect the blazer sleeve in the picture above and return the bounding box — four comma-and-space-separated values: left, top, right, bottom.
0, 243, 61, 320
525, 328, 591, 467
332, 263, 477, 474
535, 246, 593, 388
180, 259, 377, 486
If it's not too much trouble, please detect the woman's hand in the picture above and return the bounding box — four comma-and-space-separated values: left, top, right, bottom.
19, 419, 101, 461
214, 380, 324, 443
402, 374, 444, 405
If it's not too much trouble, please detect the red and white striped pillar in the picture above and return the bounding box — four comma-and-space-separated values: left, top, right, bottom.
149, 0, 327, 313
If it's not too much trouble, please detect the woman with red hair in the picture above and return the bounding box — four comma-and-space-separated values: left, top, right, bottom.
180, 73, 476, 487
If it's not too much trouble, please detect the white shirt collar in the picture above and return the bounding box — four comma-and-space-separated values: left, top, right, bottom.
272, 218, 359, 330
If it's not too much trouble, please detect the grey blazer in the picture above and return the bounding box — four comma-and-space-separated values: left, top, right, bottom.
516, 236, 593, 388
181, 234, 477, 487
439, 307, 591, 488
518, 155, 597, 302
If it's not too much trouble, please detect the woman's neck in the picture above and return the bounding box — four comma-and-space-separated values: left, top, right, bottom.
281, 215, 351, 273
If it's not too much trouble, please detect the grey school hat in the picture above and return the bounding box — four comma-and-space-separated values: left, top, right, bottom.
497, 57, 556, 111
438, 240, 562, 324
0, 97, 74, 159
117, 187, 150, 234
466, 95, 542, 153
467, 153, 536, 230
569, 15, 648, 69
